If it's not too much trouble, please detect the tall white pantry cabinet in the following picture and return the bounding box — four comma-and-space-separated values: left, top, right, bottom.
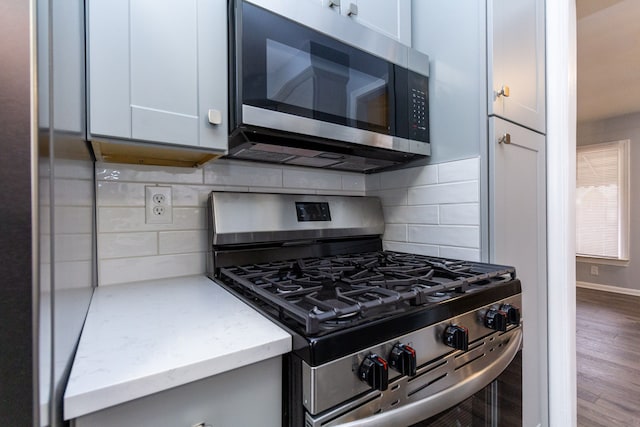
488, 1, 547, 426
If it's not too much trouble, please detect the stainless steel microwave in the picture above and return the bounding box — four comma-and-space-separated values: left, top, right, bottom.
227, 0, 430, 173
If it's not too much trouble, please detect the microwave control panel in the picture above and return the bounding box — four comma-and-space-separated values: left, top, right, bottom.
408, 71, 429, 143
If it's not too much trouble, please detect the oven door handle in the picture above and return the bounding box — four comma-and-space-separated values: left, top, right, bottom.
332, 328, 522, 427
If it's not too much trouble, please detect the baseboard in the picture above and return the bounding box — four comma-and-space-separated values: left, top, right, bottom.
576, 281, 640, 297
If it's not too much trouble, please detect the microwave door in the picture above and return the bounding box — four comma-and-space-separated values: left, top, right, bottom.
267, 40, 349, 120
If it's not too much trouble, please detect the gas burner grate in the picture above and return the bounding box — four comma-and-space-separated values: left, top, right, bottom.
218, 251, 515, 335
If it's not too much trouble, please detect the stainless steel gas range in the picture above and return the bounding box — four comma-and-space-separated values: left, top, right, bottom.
207, 192, 522, 427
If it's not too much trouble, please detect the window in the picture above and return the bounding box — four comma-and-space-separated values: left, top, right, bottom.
576, 140, 630, 261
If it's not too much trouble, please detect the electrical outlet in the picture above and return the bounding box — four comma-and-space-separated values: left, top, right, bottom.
145, 186, 173, 224
590, 265, 599, 276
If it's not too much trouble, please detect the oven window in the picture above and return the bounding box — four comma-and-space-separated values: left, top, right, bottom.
241, 2, 394, 134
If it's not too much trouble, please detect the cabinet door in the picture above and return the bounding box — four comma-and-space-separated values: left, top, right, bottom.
488, 0, 545, 133
74, 357, 282, 427
88, 0, 227, 150
340, 0, 411, 46
489, 117, 547, 427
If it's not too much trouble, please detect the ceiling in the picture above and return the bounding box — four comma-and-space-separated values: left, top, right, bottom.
577, 0, 640, 122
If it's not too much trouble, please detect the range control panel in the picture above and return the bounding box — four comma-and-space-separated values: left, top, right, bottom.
295, 201, 332, 222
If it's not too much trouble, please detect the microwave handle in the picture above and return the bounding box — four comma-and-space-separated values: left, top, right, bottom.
331, 328, 522, 427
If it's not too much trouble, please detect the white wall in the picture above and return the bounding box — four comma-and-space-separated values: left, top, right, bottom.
576, 112, 640, 292
96, 157, 479, 286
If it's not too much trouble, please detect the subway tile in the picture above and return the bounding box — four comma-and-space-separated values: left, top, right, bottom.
41, 207, 51, 234
315, 189, 366, 196
408, 181, 479, 205
382, 205, 438, 224
99, 253, 206, 285
55, 234, 93, 262
98, 232, 158, 259
204, 161, 283, 187
383, 224, 407, 242
377, 165, 437, 190
159, 230, 207, 255
96, 162, 203, 184
54, 158, 94, 179
54, 179, 94, 207
439, 203, 480, 225
55, 207, 93, 234
282, 168, 342, 190
40, 262, 51, 291
341, 173, 365, 191
55, 260, 93, 290
438, 246, 481, 261
97, 181, 145, 207
40, 178, 50, 206
169, 185, 207, 207
437, 158, 479, 183
365, 174, 381, 192
383, 241, 439, 256
40, 234, 51, 264
248, 186, 305, 195
408, 225, 480, 248
369, 189, 408, 206
98, 207, 204, 233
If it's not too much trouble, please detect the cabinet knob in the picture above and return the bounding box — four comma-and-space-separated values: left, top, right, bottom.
327, 0, 340, 7
207, 109, 222, 125
498, 133, 511, 144
346, 3, 358, 16
497, 85, 510, 98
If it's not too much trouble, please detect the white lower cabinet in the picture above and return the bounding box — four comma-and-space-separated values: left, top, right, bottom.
71, 357, 282, 427
489, 117, 547, 427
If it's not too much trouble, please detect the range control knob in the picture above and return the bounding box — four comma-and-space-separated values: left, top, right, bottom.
443, 325, 469, 351
358, 354, 389, 391
501, 304, 521, 325
484, 309, 508, 332
389, 344, 417, 377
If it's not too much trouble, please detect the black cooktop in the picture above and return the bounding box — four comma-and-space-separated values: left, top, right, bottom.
218, 251, 517, 337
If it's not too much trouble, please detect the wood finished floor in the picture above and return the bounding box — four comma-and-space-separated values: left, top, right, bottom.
577, 287, 640, 427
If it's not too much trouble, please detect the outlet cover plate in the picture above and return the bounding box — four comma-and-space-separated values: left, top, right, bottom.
145, 185, 173, 224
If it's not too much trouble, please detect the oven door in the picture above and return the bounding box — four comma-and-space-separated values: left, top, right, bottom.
412, 351, 522, 427
305, 329, 522, 427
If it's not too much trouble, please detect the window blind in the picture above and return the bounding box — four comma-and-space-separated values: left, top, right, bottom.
576, 140, 629, 260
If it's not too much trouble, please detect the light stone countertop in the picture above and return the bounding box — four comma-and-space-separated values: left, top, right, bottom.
63, 275, 292, 420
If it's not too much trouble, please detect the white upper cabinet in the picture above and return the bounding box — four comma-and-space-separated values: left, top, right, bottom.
87, 0, 228, 152
318, 0, 411, 46
488, 0, 546, 133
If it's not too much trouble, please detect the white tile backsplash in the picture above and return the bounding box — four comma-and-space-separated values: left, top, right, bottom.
96, 159, 365, 286
382, 205, 439, 224
377, 164, 438, 189
204, 160, 283, 187
98, 232, 158, 259
99, 253, 205, 285
439, 203, 480, 225
368, 157, 481, 260
408, 225, 480, 248
96, 157, 481, 286
408, 181, 479, 205
55, 207, 93, 234
96, 163, 204, 184
283, 168, 342, 190
437, 158, 479, 183
159, 230, 207, 255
